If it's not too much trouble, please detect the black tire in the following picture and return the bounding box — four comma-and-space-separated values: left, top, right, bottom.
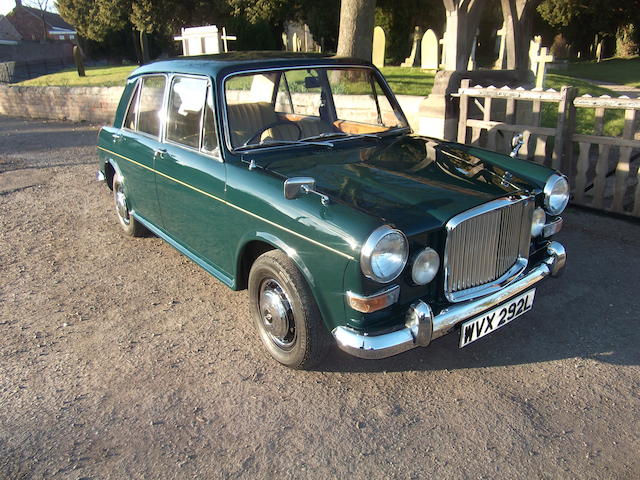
112, 174, 146, 237
248, 250, 330, 369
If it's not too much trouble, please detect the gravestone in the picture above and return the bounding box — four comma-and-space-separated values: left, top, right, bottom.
401, 27, 423, 67
467, 32, 478, 70
596, 40, 603, 62
73, 45, 85, 77
533, 46, 553, 88
420, 29, 439, 70
292, 32, 299, 52
372, 26, 386, 68
174, 25, 236, 55
282, 32, 288, 51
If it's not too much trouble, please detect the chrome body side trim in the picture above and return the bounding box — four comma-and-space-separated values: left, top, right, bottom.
333, 241, 565, 359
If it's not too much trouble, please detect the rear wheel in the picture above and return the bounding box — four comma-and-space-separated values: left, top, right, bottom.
248, 250, 329, 369
112, 174, 146, 237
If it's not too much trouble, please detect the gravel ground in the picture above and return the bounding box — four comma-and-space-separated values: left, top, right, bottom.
1, 116, 639, 480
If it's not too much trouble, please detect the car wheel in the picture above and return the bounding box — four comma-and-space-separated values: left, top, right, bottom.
112, 174, 146, 237
248, 250, 329, 369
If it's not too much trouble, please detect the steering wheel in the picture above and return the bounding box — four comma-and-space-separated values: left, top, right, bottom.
244, 120, 302, 146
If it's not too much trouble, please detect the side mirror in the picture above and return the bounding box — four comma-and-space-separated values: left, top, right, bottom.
510, 133, 524, 158
284, 177, 330, 205
284, 177, 316, 200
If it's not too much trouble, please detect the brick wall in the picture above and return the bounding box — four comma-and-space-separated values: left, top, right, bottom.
0, 85, 124, 124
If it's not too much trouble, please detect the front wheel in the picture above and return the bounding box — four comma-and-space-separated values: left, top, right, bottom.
248, 250, 329, 369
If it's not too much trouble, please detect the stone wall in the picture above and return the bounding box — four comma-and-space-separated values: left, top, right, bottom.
0, 85, 124, 124
0, 85, 425, 131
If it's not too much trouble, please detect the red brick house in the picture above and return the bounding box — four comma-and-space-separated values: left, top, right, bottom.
4, 0, 76, 43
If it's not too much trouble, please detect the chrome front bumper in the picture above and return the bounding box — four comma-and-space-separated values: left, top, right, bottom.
333, 241, 566, 359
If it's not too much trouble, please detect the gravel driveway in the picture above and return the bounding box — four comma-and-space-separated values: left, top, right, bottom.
1, 116, 638, 479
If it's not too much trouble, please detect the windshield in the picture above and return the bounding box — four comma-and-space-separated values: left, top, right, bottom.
224, 66, 408, 150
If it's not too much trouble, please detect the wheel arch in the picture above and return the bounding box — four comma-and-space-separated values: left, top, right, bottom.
104, 159, 122, 191
235, 232, 314, 292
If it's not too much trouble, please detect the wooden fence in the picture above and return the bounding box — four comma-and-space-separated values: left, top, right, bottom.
455, 79, 640, 218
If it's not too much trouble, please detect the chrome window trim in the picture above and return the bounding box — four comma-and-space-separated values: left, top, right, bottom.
120, 78, 141, 131
121, 73, 169, 141
219, 64, 411, 154
443, 194, 533, 303
360, 225, 408, 283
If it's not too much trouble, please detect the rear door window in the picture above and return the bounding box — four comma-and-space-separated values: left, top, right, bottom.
166, 75, 208, 149
137, 75, 166, 138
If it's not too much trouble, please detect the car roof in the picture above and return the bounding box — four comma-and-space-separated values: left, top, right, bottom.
130, 51, 375, 80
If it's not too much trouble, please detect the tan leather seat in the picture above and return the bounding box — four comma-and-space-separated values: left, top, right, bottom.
227, 102, 334, 146
227, 102, 278, 146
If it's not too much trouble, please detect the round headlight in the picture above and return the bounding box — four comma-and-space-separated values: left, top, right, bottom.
544, 174, 570, 215
411, 247, 440, 285
531, 207, 546, 237
361, 226, 408, 283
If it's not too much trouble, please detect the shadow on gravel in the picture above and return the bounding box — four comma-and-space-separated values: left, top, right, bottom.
321, 209, 640, 374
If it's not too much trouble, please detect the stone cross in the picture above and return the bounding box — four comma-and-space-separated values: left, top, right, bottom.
529, 36, 542, 76
220, 27, 236, 53
533, 46, 554, 88
420, 29, 439, 70
372, 26, 386, 68
494, 25, 507, 69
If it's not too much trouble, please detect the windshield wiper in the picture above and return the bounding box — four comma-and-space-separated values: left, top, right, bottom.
234, 139, 334, 152
301, 132, 381, 142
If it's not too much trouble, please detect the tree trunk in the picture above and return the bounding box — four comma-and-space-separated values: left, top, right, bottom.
442, 0, 483, 71
500, 0, 538, 72
336, 0, 376, 61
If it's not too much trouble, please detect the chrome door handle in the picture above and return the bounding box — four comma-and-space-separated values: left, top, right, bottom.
111, 133, 123, 143
154, 148, 167, 158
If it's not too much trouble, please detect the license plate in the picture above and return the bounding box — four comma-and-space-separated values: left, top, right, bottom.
459, 289, 536, 348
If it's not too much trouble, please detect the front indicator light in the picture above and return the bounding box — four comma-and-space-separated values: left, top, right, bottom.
347, 285, 400, 313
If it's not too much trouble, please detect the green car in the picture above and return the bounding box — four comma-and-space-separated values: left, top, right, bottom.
97, 52, 567, 369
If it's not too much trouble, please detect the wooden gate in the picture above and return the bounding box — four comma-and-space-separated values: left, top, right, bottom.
455, 79, 640, 217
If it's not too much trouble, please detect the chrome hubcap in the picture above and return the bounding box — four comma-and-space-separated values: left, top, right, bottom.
258, 279, 296, 349
115, 181, 130, 225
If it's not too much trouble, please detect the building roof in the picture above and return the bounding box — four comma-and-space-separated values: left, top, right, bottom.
22, 6, 73, 31
131, 52, 373, 80
0, 15, 21, 41
5, 5, 75, 41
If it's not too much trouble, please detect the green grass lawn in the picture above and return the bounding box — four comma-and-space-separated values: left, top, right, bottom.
18, 64, 436, 95
543, 73, 623, 136
18, 65, 136, 87
549, 56, 640, 88
380, 67, 435, 96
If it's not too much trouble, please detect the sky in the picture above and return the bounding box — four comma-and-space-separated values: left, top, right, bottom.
0, 0, 58, 16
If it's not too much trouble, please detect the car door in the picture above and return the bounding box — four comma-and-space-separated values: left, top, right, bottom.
154, 75, 231, 281
116, 74, 167, 227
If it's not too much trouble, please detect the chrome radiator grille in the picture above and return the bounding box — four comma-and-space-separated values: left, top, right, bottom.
444, 196, 534, 302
